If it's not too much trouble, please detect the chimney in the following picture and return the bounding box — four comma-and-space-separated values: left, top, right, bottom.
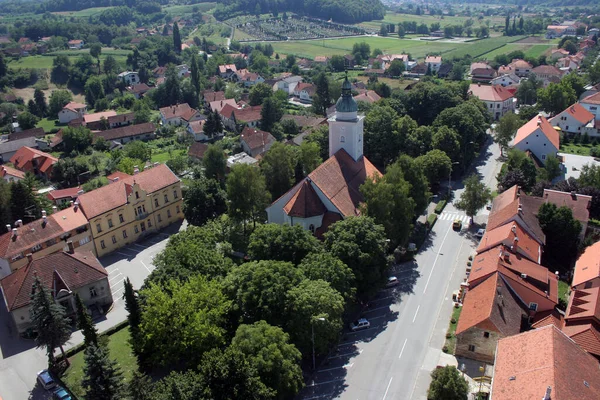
77, 190, 84, 195
543, 386, 552, 400
5, 224, 10, 232
114, 177, 119, 182
518, 204, 523, 213
571, 190, 577, 199
42, 216, 47, 225
67, 241, 75, 254
511, 225, 517, 233
41, 210, 46, 217
52, 206, 57, 213
74, 201, 79, 211
133, 167, 140, 175
513, 237, 519, 253
504, 252, 510, 262
26, 253, 33, 263
11, 228, 17, 237
70, 200, 74, 207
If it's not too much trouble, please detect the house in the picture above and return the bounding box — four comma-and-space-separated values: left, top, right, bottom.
118, 71, 140, 85
153, 66, 167, 79
471, 68, 497, 82
0, 165, 25, 183
550, 48, 570, 61
227, 152, 258, 168
77, 164, 183, 257
202, 90, 225, 107
499, 59, 532, 77
541, 189, 591, 239
126, 83, 150, 99
354, 90, 381, 104
437, 63, 453, 79
106, 171, 131, 183
557, 56, 580, 72
476, 221, 542, 264
108, 112, 135, 129
0, 137, 37, 163
468, 84, 515, 120
470, 62, 493, 74
0, 206, 95, 278
220, 105, 262, 131
8, 127, 45, 142
46, 186, 83, 206
293, 83, 316, 103
84, 111, 118, 130
159, 103, 201, 126
0, 249, 112, 334
314, 56, 329, 66
266, 77, 381, 236
218, 64, 238, 79
546, 24, 576, 38
550, 103, 595, 136
276, 75, 303, 96
555, 287, 600, 359
491, 73, 521, 87
58, 102, 87, 124
95, 123, 156, 144
176, 64, 189, 78
240, 127, 276, 158
343, 54, 355, 68
210, 99, 238, 115
235, 69, 264, 87
425, 55, 442, 73
188, 142, 208, 161
571, 241, 600, 290
186, 120, 209, 141
580, 92, 600, 120
10, 147, 58, 179
408, 62, 428, 76
511, 115, 559, 165
531, 65, 563, 87
491, 325, 600, 400
67, 39, 84, 49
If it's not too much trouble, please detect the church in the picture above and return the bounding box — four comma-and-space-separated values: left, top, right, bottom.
266, 77, 381, 236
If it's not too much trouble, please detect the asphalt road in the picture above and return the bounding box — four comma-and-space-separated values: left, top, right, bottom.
298, 136, 503, 400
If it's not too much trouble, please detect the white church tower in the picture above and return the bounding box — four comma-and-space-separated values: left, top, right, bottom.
328, 76, 365, 162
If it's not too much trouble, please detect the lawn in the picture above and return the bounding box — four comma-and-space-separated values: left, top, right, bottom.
358, 11, 505, 31
151, 149, 187, 163
36, 118, 61, 132
62, 327, 137, 398
560, 142, 596, 156
479, 43, 554, 60
52, 7, 115, 17
8, 50, 129, 70
444, 305, 463, 354
444, 35, 527, 59
163, 3, 216, 16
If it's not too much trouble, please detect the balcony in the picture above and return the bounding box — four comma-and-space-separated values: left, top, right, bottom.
136, 212, 149, 221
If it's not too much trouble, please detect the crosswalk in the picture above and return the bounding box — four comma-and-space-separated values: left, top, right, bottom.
439, 212, 470, 224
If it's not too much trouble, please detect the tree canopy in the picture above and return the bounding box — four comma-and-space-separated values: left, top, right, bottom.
247, 224, 321, 265
454, 174, 492, 219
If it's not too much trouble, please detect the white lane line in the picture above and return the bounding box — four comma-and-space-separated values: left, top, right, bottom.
308, 378, 344, 387
132, 243, 149, 249
398, 338, 407, 359
108, 272, 123, 282
115, 251, 134, 257
111, 286, 125, 296
412, 305, 420, 323
423, 225, 453, 294
140, 260, 151, 273
111, 277, 126, 288
382, 377, 393, 400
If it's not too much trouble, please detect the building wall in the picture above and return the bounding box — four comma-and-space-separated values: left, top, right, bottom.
328, 115, 365, 162
552, 112, 588, 135
455, 327, 502, 364
284, 214, 324, 232
572, 276, 600, 291
512, 127, 558, 165
58, 109, 81, 124
580, 102, 599, 120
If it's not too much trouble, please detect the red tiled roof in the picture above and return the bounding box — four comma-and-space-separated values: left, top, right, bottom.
532, 65, 562, 76
531, 309, 564, 329
284, 180, 327, 218
77, 164, 179, 219
0, 165, 25, 180
95, 123, 155, 142
63, 102, 86, 113
513, 115, 560, 151
542, 189, 591, 224
187, 120, 205, 135
558, 103, 594, 124
107, 112, 135, 126
354, 90, 382, 104
47, 186, 82, 201
0, 251, 106, 311
232, 106, 262, 123
8, 127, 45, 141
202, 90, 225, 103
425, 55, 442, 63
469, 84, 514, 102
572, 242, 600, 289
492, 325, 600, 400
218, 64, 237, 74
211, 99, 238, 114
0, 206, 89, 259
562, 324, 600, 357
106, 171, 131, 182
9, 147, 58, 174
510, 59, 532, 69
240, 127, 275, 151
159, 103, 197, 120
83, 111, 117, 124
581, 92, 600, 106
188, 142, 208, 159
127, 83, 150, 95
476, 221, 541, 263
471, 68, 496, 78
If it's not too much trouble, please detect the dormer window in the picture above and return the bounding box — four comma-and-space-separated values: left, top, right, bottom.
135, 192, 139, 199
340, 136, 345, 143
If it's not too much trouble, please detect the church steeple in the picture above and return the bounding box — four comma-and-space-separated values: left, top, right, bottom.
328, 73, 365, 161
335, 74, 358, 120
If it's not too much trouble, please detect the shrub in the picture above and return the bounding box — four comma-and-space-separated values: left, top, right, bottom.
445, 332, 452, 339
450, 318, 457, 324
582, 133, 590, 145
590, 147, 600, 158
442, 346, 449, 353
468, 255, 473, 261
467, 261, 472, 266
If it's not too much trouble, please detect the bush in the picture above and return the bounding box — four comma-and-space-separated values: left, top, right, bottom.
445, 332, 452, 339
468, 255, 473, 261
427, 213, 438, 228
467, 261, 472, 266
590, 147, 600, 158
442, 346, 449, 353
434, 200, 447, 214
582, 133, 590, 145
450, 318, 457, 324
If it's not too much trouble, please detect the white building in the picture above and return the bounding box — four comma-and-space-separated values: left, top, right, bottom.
550, 103, 595, 136
580, 92, 600, 120
468, 84, 515, 120
118, 71, 140, 85
293, 83, 316, 103
511, 115, 560, 165
276, 75, 303, 95
425, 55, 442, 73
491, 74, 521, 87
58, 101, 87, 124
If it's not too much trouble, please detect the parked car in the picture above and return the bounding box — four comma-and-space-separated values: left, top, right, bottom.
452, 219, 462, 231
475, 229, 485, 238
349, 318, 370, 331
37, 369, 56, 390
386, 276, 399, 287
53, 386, 72, 400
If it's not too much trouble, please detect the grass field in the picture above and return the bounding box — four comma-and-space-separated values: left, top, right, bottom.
52, 7, 115, 17
479, 43, 554, 60
359, 12, 505, 31
8, 49, 129, 70
443, 35, 526, 59
163, 3, 216, 16
62, 328, 137, 398
152, 149, 187, 163
444, 305, 462, 354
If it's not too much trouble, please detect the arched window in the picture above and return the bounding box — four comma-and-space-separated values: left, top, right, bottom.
309, 224, 315, 234
340, 136, 345, 143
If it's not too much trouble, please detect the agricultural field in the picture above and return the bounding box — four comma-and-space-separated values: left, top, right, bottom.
443, 35, 526, 59
8, 49, 129, 70
358, 11, 506, 31
163, 2, 216, 16
51, 7, 115, 17
479, 43, 554, 60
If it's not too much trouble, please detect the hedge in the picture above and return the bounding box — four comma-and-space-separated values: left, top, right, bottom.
427, 213, 438, 228
434, 200, 447, 214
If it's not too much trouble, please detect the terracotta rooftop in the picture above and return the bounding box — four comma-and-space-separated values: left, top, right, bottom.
572, 241, 600, 289
281, 115, 327, 130
240, 127, 275, 152
202, 90, 225, 103
8, 127, 45, 141
0, 165, 25, 180
469, 83, 514, 102
513, 115, 560, 151
188, 142, 208, 159
232, 106, 262, 122
0, 251, 106, 311
83, 111, 117, 124
77, 164, 179, 219
542, 189, 591, 225
354, 90, 382, 104
211, 99, 238, 114
63, 102, 86, 113
218, 64, 237, 74
471, 68, 496, 78
159, 103, 197, 121
47, 186, 82, 201
10, 147, 58, 174
106, 171, 131, 182
0, 206, 89, 260
425, 55, 442, 63
510, 59, 533, 69
95, 122, 155, 142
532, 65, 562, 75
187, 120, 206, 135
557, 103, 595, 124
476, 222, 541, 263
126, 83, 150, 95
487, 190, 545, 245
107, 112, 135, 126
581, 92, 600, 106
492, 325, 600, 400
284, 180, 327, 218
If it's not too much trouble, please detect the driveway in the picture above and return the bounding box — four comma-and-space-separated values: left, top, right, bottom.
0, 221, 185, 400
559, 152, 599, 180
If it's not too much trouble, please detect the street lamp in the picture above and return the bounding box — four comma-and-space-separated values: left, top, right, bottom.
449, 162, 460, 195
312, 316, 326, 371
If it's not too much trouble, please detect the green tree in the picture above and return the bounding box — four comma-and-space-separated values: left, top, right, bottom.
89, 43, 102, 73
173, 23, 182, 53
103, 55, 118, 75
124, 140, 151, 161
450, 64, 464, 81
323, 216, 388, 298
515, 75, 540, 105
579, 164, 600, 187
394, 155, 430, 214
62, 126, 94, 154
328, 55, 345, 72
117, 157, 142, 175
562, 40, 577, 54
494, 112, 522, 156
387, 60, 405, 77
30, 277, 71, 364
203, 143, 227, 182
538, 203, 581, 267
34, 88, 47, 117
312, 72, 330, 116
260, 142, 295, 199
190, 54, 202, 94
248, 224, 320, 265
397, 24, 406, 37
0, 52, 6, 79
427, 365, 469, 400
82, 343, 125, 400
537, 82, 576, 116
84, 76, 105, 106
127, 371, 153, 400
454, 174, 492, 219
260, 97, 283, 132
416, 149, 452, 187
183, 177, 227, 226
75, 294, 98, 347
298, 252, 355, 301
0, 180, 12, 228
139, 276, 231, 368
10, 181, 40, 223
543, 155, 562, 182
226, 164, 270, 232
249, 83, 274, 106
16, 111, 38, 130
231, 321, 303, 399
299, 141, 321, 175
589, 61, 600, 85
363, 104, 400, 168
285, 279, 345, 356
152, 371, 205, 400
432, 126, 461, 163
123, 277, 143, 361
51, 55, 71, 85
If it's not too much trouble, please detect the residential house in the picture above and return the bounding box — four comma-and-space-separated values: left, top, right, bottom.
187, 120, 209, 141
425, 55, 442, 73
95, 123, 156, 144
0, 249, 112, 334
108, 112, 135, 129
159, 103, 201, 126
266, 77, 381, 236
471, 68, 497, 82
476, 221, 542, 264
227, 152, 258, 168
220, 105, 262, 131
210, 99, 238, 114
240, 127, 276, 158
557, 56, 581, 72
580, 92, 600, 119
571, 241, 600, 290
343, 54, 355, 68
491, 325, 600, 400
46, 187, 83, 206
437, 63, 453, 79
499, 59, 532, 77
218, 64, 238, 79
77, 164, 183, 257
8, 127, 45, 142
0, 137, 37, 163
550, 48, 570, 61
10, 147, 58, 179
470, 62, 492, 74
546, 24, 576, 38
235, 69, 264, 87
511, 115, 560, 165
84, 111, 118, 130
0, 165, 25, 183
58, 102, 87, 124
490, 74, 521, 87
293, 83, 316, 103
550, 103, 595, 136
408, 62, 428, 76
118, 71, 140, 85
541, 188, 591, 240
153, 66, 167, 79
354, 90, 381, 104
468, 84, 515, 120
126, 83, 151, 99
276, 75, 303, 95
67, 39, 84, 49
176, 64, 189, 78
531, 65, 563, 87
188, 142, 208, 161
202, 90, 225, 108
313, 56, 329, 66
0, 206, 95, 278
555, 287, 600, 359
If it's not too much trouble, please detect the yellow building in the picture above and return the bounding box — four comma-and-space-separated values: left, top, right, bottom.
77, 164, 183, 257
0, 206, 95, 279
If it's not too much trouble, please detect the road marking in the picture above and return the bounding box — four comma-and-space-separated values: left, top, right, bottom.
111, 277, 125, 288
140, 260, 151, 272
413, 305, 420, 323
108, 272, 123, 282
382, 377, 393, 400
115, 251, 134, 257
308, 378, 344, 387
111, 286, 125, 297
131, 243, 149, 250
423, 225, 452, 294
398, 338, 407, 359
318, 363, 354, 373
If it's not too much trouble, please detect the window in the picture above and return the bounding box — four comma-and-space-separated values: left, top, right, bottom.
173, 190, 178, 199
164, 194, 169, 203
135, 192, 139, 199
111, 235, 117, 244
141, 222, 146, 232
108, 219, 113, 228
79, 236, 90, 246
154, 198, 159, 207
147, 219, 152, 227
31, 244, 42, 252
483, 332, 490, 338
566, 126, 569, 130
134, 225, 139, 234
489, 104, 493, 109
176, 206, 180, 214
541, 154, 546, 160
89, 286, 97, 298
96, 223, 102, 233
122, 230, 128, 239
468, 345, 476, 352
529, 302, 538, 311
309, 224, 315, 233
167, 210, 171, 218
119, 214, 124, 223
100, 240, 106, 249
340, 135, 345, 143
157, 214, 162, 222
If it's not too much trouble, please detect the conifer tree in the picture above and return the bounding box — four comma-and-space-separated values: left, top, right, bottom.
82, 343, 125, 400
173, 23, 182, 53
75, 294, 98, 347
191, 54, 201, 94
